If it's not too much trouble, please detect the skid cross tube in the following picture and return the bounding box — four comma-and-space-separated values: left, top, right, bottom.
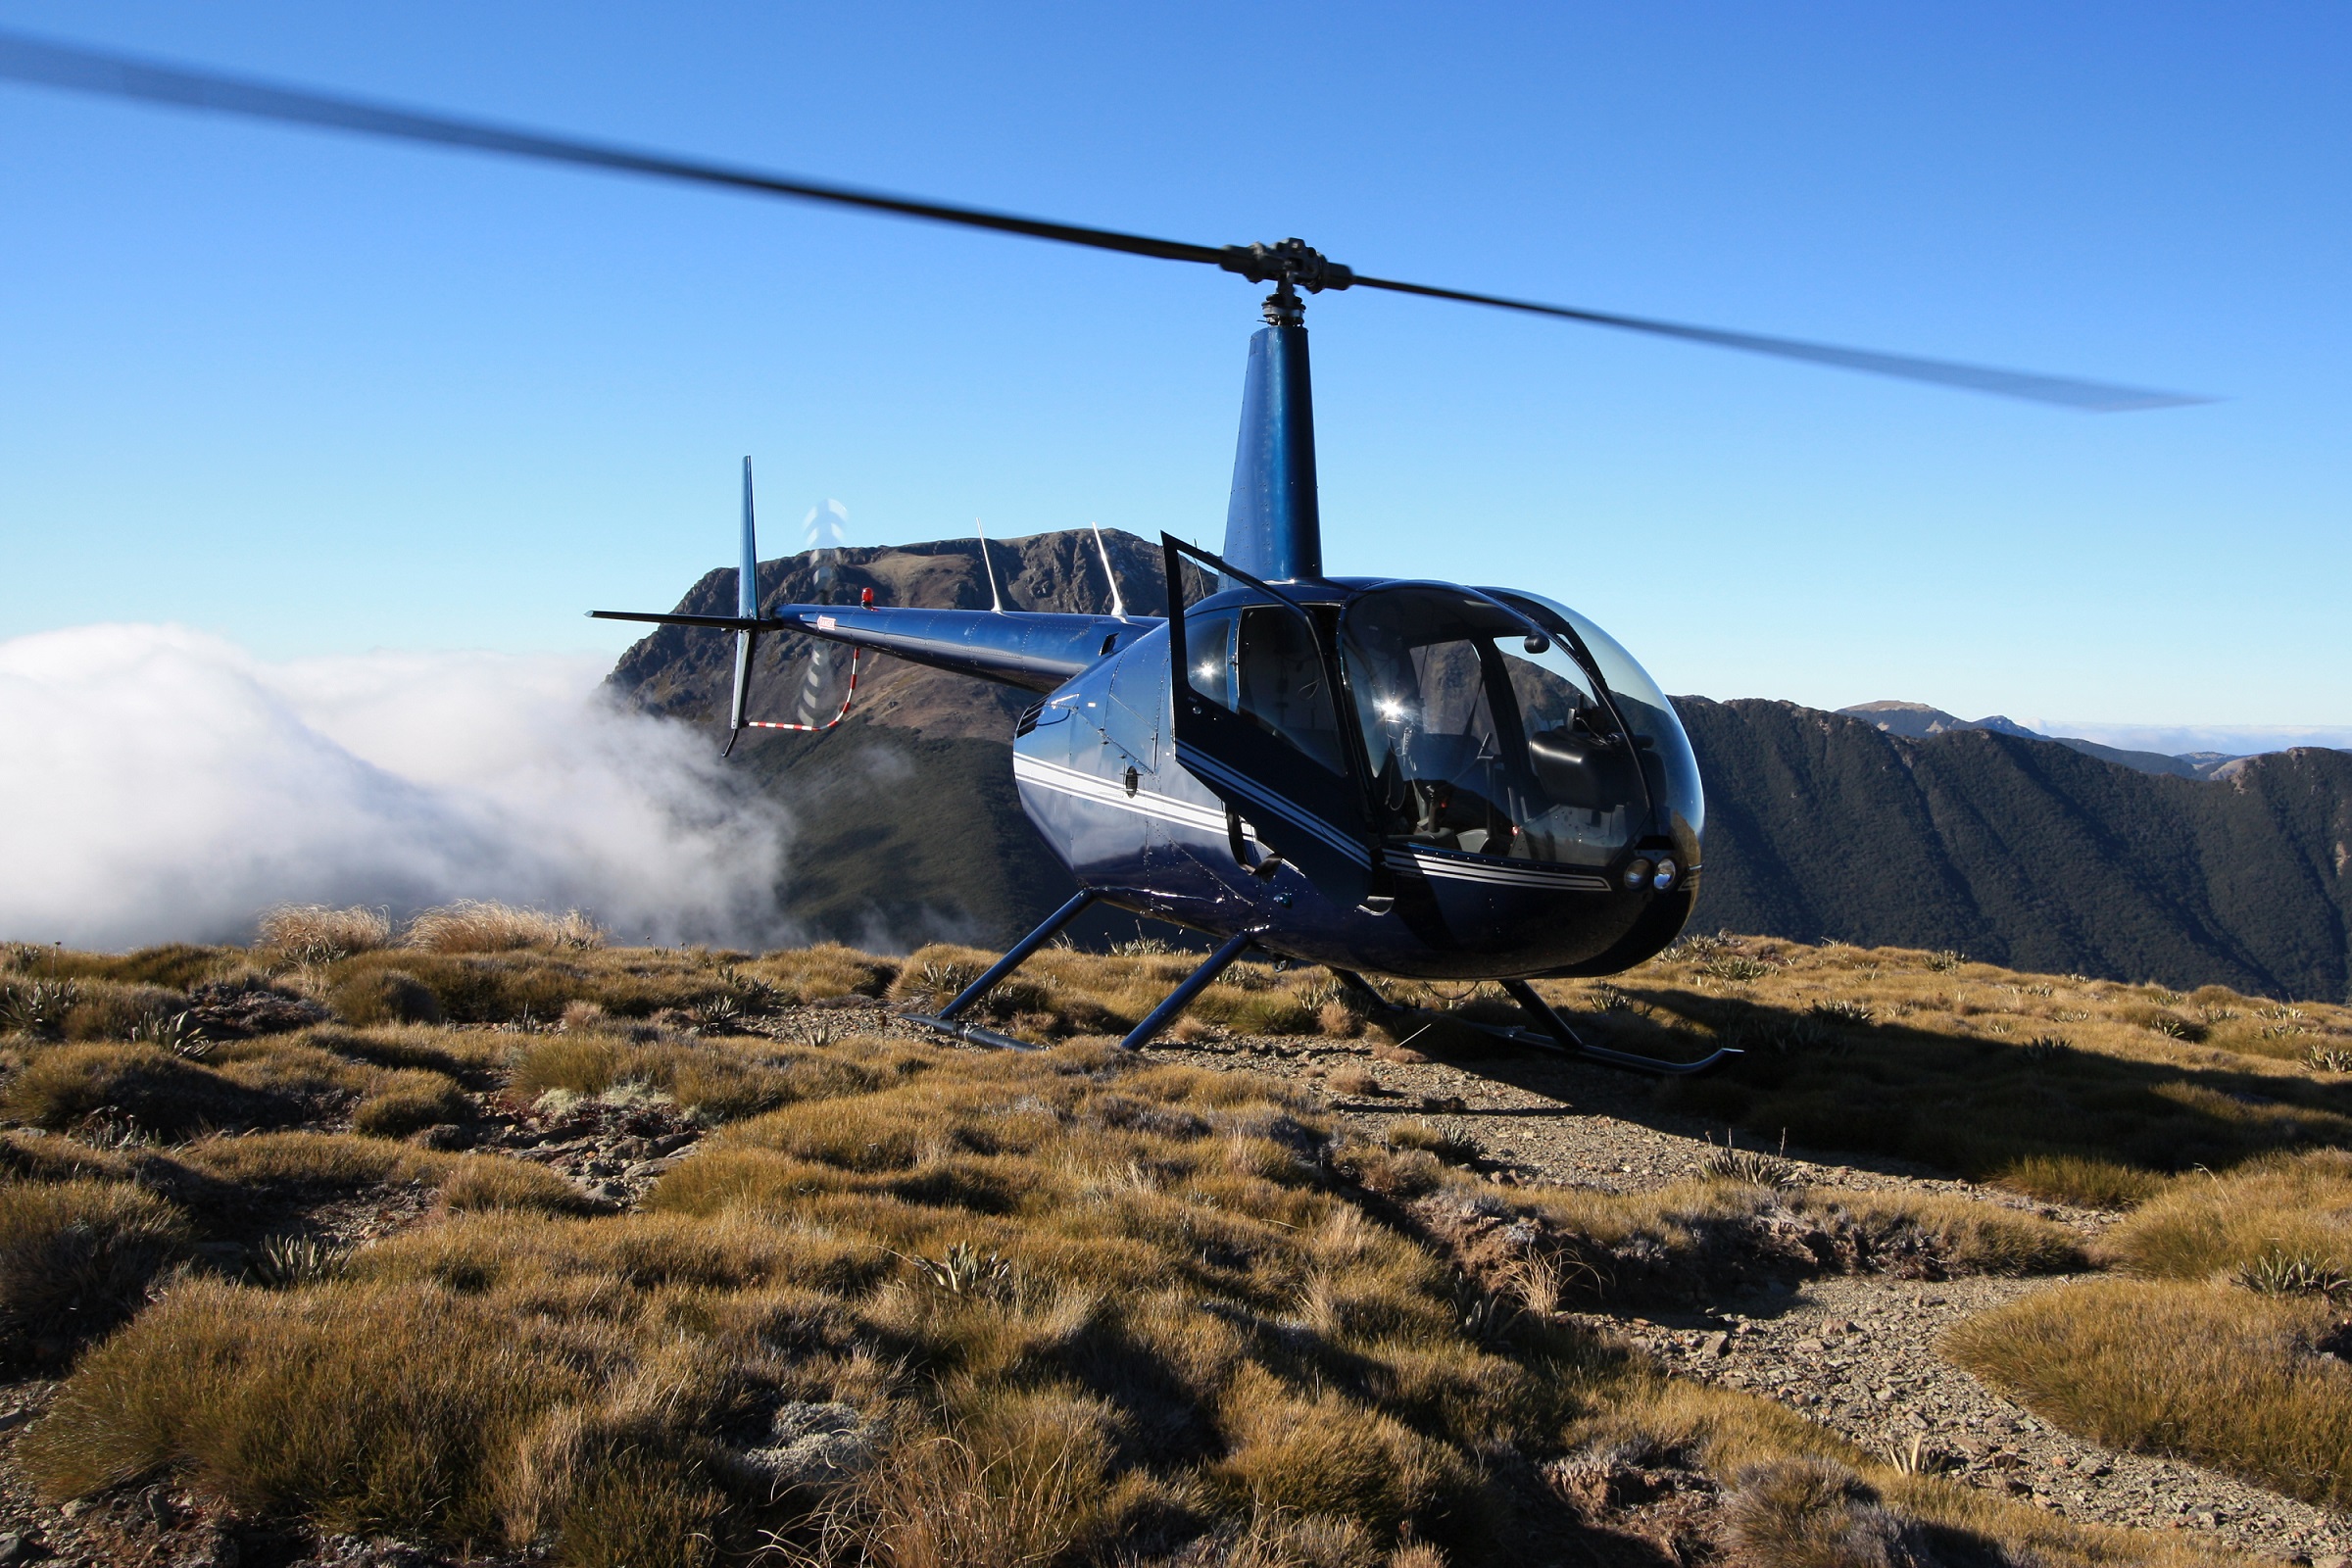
1119, 929, 1259, 1051
1499, 979, 1742, 1075
901, 890, 1098, 1051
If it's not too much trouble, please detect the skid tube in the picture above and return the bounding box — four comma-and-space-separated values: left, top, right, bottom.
899, 889, 1099, 1052
1329, 970, 1741, 1077
899, 893, 1265, 1054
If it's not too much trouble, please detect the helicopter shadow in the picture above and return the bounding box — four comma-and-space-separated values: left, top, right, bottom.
1388, 986, 2352, 1188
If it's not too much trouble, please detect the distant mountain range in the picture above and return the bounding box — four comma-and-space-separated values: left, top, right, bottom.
1836, 701, 2255, 781
608, 530, 2352, 1003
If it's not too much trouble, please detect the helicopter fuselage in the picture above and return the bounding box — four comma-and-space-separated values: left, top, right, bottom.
718, 560, 1705, 983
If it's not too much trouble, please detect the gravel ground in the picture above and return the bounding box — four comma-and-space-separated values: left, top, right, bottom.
1157, 1031, 2352, 1566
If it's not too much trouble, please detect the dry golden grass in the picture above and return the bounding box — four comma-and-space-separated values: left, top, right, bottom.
7, 926, 2332, 1565
0, 1042, 296, 1135
406, 900, 607, 954
2098, 1148, 2352, 1282
1388, 1164, 2084, 1311
26, 1037, 1600, 1563
168, 1131, 586, 1216
350, 1070, 474, 1138
513, 1030, 891, 1123
888, 943, 1345, 1042
0, 1177, 190, 1365
1946, 1278, 2352, 1508
256, 903, 394, 962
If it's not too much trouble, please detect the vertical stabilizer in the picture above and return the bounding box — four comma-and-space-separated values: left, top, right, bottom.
1220, 319, 1322, 583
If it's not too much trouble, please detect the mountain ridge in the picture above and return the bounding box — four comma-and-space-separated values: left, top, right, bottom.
1836, 699, 2252, 780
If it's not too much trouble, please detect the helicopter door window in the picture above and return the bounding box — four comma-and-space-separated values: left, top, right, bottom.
1179, 604, 1347, 777
1234, 607, 1347, 776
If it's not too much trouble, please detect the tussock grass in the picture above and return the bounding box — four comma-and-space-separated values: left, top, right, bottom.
5, 941, 241, 990
326, 968, 446, 1026
1946, 1278, 2352, 1508
350, 1070, 473, 1138
1347, 1128, 2083, 1310
888, 943, 1343, 1041
171, 1131, 585, 1215
3, 926, 2315, 1564
22, 1276, 611, 1537
514, 1030, 894, 1123
1, 1042, 299, 1135
257, 904, 393, 962
28, 1037, 1602, 1563
0, 1178, 190, 1363
407, 900, 606, 954
2098, 1148, 2352, 1281
57, 981, 193, 1043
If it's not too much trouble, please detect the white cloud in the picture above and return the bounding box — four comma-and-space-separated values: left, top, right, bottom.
2030, 719, 2352, 758
0, 624, 791, 952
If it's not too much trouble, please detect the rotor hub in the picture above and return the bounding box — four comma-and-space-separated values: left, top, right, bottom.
1219, 238, 1354, 318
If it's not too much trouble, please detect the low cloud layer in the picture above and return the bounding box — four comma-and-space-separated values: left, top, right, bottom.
2032, 719, 2352, 758
0, 624, 792, 951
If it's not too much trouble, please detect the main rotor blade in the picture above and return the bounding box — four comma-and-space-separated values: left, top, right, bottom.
0, 27, 2209, 412
1350, 274, 2207, 412
0, 28, 1226, 267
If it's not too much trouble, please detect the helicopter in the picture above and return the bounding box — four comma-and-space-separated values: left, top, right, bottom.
0, 29, 2204, 1071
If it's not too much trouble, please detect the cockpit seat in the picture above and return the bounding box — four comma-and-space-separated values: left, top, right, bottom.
1527, 726, 1634, 811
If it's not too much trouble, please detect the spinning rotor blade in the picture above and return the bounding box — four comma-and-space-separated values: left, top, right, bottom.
1348, 275, 2202, 412
0, 28, 1225, 266
0, 27, 2207, 411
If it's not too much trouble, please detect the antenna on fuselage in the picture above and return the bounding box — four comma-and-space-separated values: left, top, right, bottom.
975, 517, 1004, 613
1089, 523, 1128, 619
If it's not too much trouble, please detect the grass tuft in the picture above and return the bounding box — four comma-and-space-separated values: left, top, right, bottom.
0, 1178, 191, 1364
1945, 1277, 2352, 1508
257, 904, 394, 963
407, 900, 606, 954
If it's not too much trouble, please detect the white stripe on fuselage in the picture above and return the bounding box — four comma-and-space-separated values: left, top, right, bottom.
1012, 753, 1239, 839
1015, 753, 1615, 893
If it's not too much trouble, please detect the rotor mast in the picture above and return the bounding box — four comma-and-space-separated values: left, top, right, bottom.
1218, 239, 1349, 585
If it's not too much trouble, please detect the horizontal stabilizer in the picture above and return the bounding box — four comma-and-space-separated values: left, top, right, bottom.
589, 610, 764, 630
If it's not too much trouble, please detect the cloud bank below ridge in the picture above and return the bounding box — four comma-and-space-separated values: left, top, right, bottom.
0, 624, 792, 952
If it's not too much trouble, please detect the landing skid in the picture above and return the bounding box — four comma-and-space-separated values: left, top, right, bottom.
1332, 971, 1741, 1077
900, 891, 1264, 1053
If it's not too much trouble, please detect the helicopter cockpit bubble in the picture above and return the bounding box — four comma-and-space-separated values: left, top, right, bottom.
1492, 590, 1705, 866
1334, 586, 1701, 875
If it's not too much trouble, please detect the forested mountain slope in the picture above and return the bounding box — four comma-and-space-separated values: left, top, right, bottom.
1677, 699, 2351, 1001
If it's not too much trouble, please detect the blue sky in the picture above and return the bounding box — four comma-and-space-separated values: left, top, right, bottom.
1, 2, 2345, 726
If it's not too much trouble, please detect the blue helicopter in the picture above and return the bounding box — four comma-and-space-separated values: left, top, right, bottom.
0, 29, 2204, 1070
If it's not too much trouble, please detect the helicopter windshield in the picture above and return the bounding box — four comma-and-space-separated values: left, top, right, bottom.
1338, 586, 1648, 867
1492, 589, 1705, 854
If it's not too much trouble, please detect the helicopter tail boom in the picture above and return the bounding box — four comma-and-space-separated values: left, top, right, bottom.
592, 603, 1144, 696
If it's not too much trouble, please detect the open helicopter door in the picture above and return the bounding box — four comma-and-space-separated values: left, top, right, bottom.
1161, 535, 1385, 909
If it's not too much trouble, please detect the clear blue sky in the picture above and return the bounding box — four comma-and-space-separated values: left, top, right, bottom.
1, 2, 2344, 726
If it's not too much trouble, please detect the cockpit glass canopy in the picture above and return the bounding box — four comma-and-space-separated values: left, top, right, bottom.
1337, 586, 1654, 867
1492, 590, 1705, 853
